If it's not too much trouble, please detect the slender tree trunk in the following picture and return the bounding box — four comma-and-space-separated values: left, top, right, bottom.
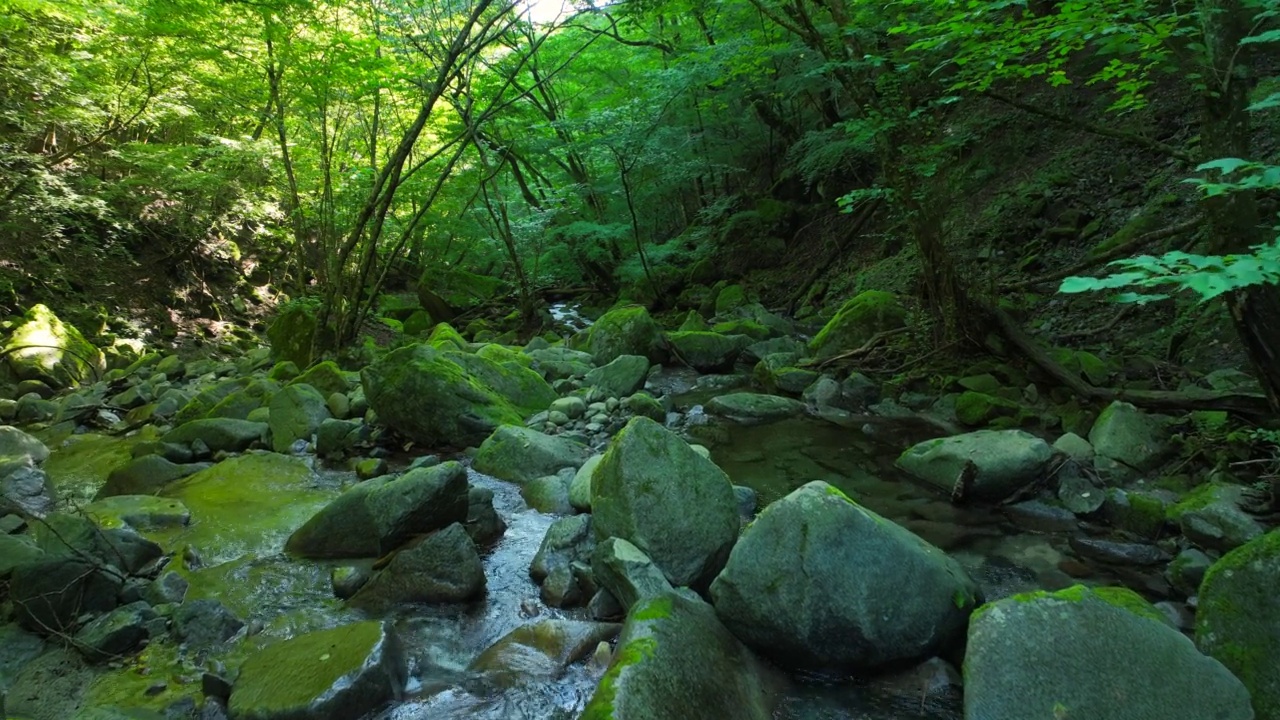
1196, 0, 1280, 409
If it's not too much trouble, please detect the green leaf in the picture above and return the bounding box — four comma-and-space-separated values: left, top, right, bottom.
1195, 158, 1254, 175
1248, 92, 1280, 112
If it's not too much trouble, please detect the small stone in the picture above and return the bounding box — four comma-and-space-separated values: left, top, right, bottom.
355, 458, 388, 480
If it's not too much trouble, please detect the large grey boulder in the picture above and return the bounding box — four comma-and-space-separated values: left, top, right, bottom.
592, 417, 738, 589
966, 585, 1252, 720
581, 590, 778, 720
585, 355, 650, 399
1088, 401, 1174, 472
473, 425, 589, 484
1197, 529, 1280, 720
705, 392, 805, 423
228, 621, 405, 720
286, 462, 469, 558
161, 418, 267, 453
268, 383, 331, 453
896, 429, 1054, 501
593, 537, 675, 612
347, 523, 484, 610
361, 344, 523, 448
710, 481, 979, 669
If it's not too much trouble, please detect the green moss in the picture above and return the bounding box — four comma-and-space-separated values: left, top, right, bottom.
631, 595, 675, 622
981, 584, 1164, 624
955, 391, 1019, 427
476, 343, 532, 367
823, 483, 859, 505
715, 285, 748, 315
581, 636, 658, 720
43, 432, 146, 504
267, 303, 318, 369
403, 309, 434, 336
1075, 351, 1110, 385
808, 291, 907, 360
1167, 482, 1228, 521
427, 322, 468, 351
290, 361, 349, 396
83, 641, 197, 713
710, 319, 770, 340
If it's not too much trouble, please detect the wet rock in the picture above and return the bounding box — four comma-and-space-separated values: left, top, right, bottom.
287, 461, 468, 559
523, 474, 572, 514
5, 647, 92, 720
592, 537, 675, 612
583, 306, 663, 364
34, 512, 162, 574
710, 481, 980, 670
896, 430, 1054, 502
965, 585, 1252, 720
2, 304, 104, 389
589, 589, 625, 621
1003, 500, 1077, 533
0, 533, 43, 578
733, 485, 757, 521
144, 571, 189, 605
12, 558, 123, 634
582, 590, 779, 720
267, 383, 330, 453
569, 455, 603, 512
74, 601, 156, 662
97, 455, 208, 497
1052, 432, 1094, 462
83, 495, 190, 531
1069, 536, 1171, 566
162, 418, 267, 454
360, 344, 523, 447
1168, 483, 1264, 553
585, 355, 650, 399
463, 486, 506, 546
348, 523, 484, 609
229, 621, 405, 720
592, 417, 738, 588
0, 426, 49, 463
550, 396, 586, 419
530, 515, 595, 583
315, 418, 365, 459
705, 392, 805, 423
541, 563, 584, 607
1056, 471, 1105, 515
330, 566, 371, 600
807, 291, 907, 360
1088, 401, 1174, 472
0, 457, 55, 517
469, 619, 621, 686
666, 332, 752, 372
1196, 529, 1280, 719
1165, 548, 1213, 596
175, 599, 244, 649
622, 392, 665, 423
473, 425, 590, 484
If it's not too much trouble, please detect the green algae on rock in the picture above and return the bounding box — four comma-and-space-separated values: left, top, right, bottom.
807, 291, 907, 360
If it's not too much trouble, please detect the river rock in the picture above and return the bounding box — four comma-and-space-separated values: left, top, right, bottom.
1197, 528, 1280, 719
528, 347, 595, 382
289, 361, 349, 397
1168, 482, 1264, 552
287, 461, 468, 558
807, 291, 907, 360
569, 454, 603, 511
592, 537, 675, 612
162, 418, 267, 454
1088, 401, 1174, 472
2, 305, 104, 389
348, 523, 484, 609
174, 598, 244, 649
583, 305, 663, 364
0, 426, 49, 463
551, 396, 587, 419
0, 457, 55, 517
592, 417, 738, 588
74, 601, 156, 662
531, 514, 595, 583
666, 332, 752, 372
444, 350, 557, 415
585, 355, 650, 399
1068, 536, 1171, 566
34, 512, 162, 574
523, 474, 572, 514
464, 486, 506, 545
12, 558, 123, 634
314, 418, 365, 458
228, 621, 406, 720
473, 425, 590, 484
268, 383, 330, 453
581, 590, 778, 720
896, 429, 1055, 501
97, 454, 207, 497
705, 392, 805, 422
469, 619, 621, 686
361, 344, 523, 447
965, 585, 1252, 720
710, 481, 979, 669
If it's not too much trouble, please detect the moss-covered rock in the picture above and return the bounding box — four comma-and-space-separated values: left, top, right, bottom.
965, 584, 1252, 720
1196, 529, 1280, 720
228, 621, 406, 720
443, 351, 557, 416
954, 391, 1021, 427
714, 284, 748, 316
677, 310, 709, 332
2, 304, 104, 389
585, 306, 663, 364
402, 309, 434, 337
897, 430, 1054, 502
476, 343, 533, 368
705, 392, 805, 423
347, 523, 485, 608
807, 291, 907, 360
361, 344, 524, 447
290, 361, 349, 397
581, 590, 778, 720
473, 425, 590, 484
174, 377, 252, 425
205, 379, 278, 421
266, 302, 318, 369
666, 331, 750, 373
709, 319, 771, 341
469, 619, 622, 686
427, 322, 468, 351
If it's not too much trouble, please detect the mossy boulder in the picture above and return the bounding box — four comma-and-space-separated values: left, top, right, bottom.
347, 523, 485, 609
402, 309, 434, 337
97, 455, 208, 498
206, 379, 278, 421
585, 306, 663, 364
286, 461, 469, 559
752, 354, 818, 396
161, 418, 267, 454
581, 590, 778, 720
584, 355, 650, 399
714, 284, 748, 316
954, 391, 1021, 427
473, 425, 590, 484
667, 332, 751, 372
476, 343, 533, 368
709, 319, 771, 341
174, 377, 252, 424
705, 392, 805, 423
444, 351, 557, 416
290, 361, 350, 397
361, 344, 524, 447
1088, 401, 1174, 472
710, 481, 980, 670
228, 621, 406, 720
427, 322, 468, 351
268, 383, 331, 453
807, 291, 907, 360
1196, 528, 1280, 720
965, 585, 1252, 720
266, 302, 318, 369
1167, 482, 1264, 552
469, 619, 622, 686
897, 430, 1054, 502
677, 311, 709, 332
592, 417, 738, 588
2, 304, 104, 389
